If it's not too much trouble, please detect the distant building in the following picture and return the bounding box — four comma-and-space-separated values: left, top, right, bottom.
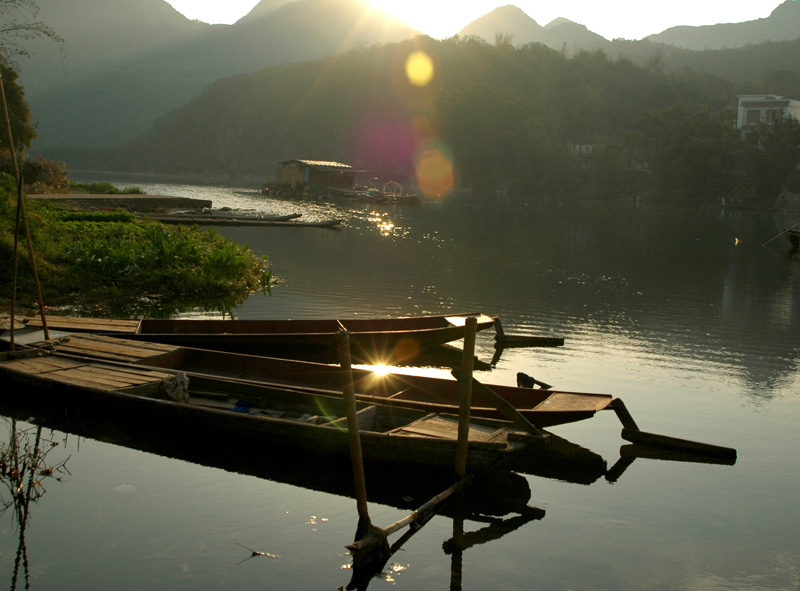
736, 94, 800, 135
570, 143, 594, 170
278, 159, 358, 187
568, 142, 647, 173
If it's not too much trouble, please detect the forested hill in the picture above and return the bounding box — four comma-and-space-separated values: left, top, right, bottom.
105, 36, 754, 192
22, 0, 418, 149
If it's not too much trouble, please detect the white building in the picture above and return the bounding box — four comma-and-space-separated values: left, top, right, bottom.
736, 94, 800, 134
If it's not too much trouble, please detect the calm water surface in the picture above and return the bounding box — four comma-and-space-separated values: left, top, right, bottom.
2, 182, 799, 590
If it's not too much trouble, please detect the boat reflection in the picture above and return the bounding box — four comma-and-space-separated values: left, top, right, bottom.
0, 390, 733, 591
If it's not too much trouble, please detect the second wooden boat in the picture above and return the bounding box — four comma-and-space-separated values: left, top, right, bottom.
23, 313, 497, 362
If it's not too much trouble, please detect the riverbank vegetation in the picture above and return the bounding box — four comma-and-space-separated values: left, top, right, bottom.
0, 174, 273, 314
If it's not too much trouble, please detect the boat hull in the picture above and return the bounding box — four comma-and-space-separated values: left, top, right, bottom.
0, 349, 524, 471
23, 313, 496, 362
29, 333, 613, 428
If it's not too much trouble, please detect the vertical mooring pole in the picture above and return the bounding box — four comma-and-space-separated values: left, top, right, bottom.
0, 73, 49, 348
336, 329, 370, 527
455, 316, 478, 477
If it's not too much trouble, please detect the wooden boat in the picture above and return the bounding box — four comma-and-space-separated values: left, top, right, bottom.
142, 213, 341, 227
785, 228, 800, 251
22, 313, 497, 362
8, 334, 734, 462
0, 343, 533, 472
28, 333, 613, 428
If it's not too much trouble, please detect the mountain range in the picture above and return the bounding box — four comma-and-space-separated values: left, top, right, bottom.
15, 0, 800, 155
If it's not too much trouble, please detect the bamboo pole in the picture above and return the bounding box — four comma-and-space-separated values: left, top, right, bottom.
762, 222, 800, 247
0, 73, 49, 348
451, 369, 548, 440
335, 329, 370, 528
454, 316, 477, 477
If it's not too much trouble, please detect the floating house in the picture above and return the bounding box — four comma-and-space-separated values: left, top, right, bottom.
278, 159, 358, 188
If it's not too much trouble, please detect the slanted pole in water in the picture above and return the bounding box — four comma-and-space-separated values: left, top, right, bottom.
608, 399, 736, 460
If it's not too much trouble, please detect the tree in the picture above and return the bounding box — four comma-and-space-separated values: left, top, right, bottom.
0, 60, 35, 154
0, 0, 62, 60
743, 114, 800, 201
626, 104, 740, 199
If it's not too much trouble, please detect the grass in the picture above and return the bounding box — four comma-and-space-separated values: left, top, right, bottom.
0, 174, 273, 314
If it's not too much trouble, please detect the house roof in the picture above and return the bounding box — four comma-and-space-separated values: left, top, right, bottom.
279, 159, 352, 170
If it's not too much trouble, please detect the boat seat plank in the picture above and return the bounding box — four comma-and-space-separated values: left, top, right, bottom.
532, 392, 612, 412
45, 334, 179, 362
2, 356, 85, 374
388, 414, 501, 441
28, 364, 174, 391
80, 365, 174, 385
64, 333, 178, 353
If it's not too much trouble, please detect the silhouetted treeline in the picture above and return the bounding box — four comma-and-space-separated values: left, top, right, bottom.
108, 36, 796, 201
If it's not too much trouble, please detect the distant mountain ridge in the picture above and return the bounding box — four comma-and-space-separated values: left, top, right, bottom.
647, 0, 800, 50
21, 0, 419, 149
16, 0, 800, 154
457, 1, 800, 53
457, 5, 607, 52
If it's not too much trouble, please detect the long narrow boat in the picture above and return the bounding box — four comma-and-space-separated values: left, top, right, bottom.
0, 345, 532, 472
142, 214, 342, 227
22, 313, 497, 362
145, 212, 303, 222
32, 334, 613, 428
785, 228, 800, 252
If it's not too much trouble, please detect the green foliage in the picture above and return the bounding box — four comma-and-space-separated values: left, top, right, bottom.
0, 61, 35, 153
0, 173, 272, 310
20, 156, 70, 193
625, 104, 741, 200
743, 115, 800, 201
54, 210, 136, 223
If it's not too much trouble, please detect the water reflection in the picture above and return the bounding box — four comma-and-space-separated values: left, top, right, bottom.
1, 419, 70, 591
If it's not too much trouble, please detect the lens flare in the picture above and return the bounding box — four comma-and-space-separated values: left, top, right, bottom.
405, 50, 434, 87
415, 144, 454, 199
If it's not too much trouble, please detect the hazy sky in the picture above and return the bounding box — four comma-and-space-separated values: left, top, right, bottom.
166, 0, 786, 40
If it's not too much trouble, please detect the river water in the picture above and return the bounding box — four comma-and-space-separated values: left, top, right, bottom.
2, 182, 799, 590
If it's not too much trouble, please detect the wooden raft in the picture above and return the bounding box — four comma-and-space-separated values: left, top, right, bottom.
38, 333, 179, 363
1, 354, 175, 392
25, 316, 142, 335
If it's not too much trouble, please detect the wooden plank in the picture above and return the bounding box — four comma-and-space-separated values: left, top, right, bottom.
49, 334, 177, 362
390, 415, 499, 442
70, 333, 177, 353
531, 392, 612, 413
91, 364, 174, 381
2, 356, 85, 374
35, 363, 174, 391
76, 365, 171, 387
26, 316, 141, 333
